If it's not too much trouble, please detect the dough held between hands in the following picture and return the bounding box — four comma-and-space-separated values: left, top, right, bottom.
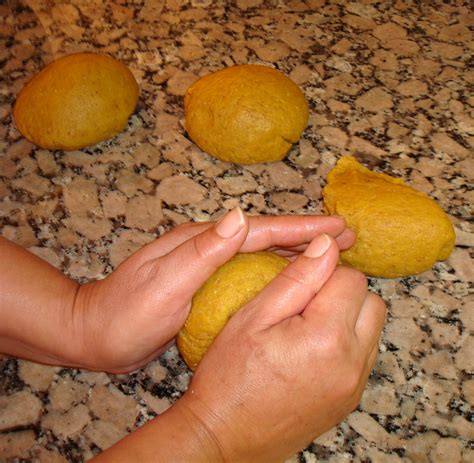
178, 252, 288, 370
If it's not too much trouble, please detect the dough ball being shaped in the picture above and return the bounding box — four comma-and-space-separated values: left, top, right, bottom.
177, 252, 288, 370
323, 156, 455, 278
184, 64, 309, 164
13, 53, 139, 150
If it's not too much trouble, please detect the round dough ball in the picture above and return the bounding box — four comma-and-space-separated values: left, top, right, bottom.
13, 53, 139, 150
184, 64, 309, 164
323, 156, 455, 278
177, 252, 288, 370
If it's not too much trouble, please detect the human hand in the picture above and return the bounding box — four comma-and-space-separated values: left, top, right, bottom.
177, 234, 386, 462
72, 209, 356, 373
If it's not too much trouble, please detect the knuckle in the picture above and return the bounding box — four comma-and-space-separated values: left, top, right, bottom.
192, 233, 211, 260
368, 292, 387, 313
319, 326, 351, 357
365, 292, 388, 329
335, 357, 366, 400
344, 370, 362, 397
336, 266, 368, 290
280, 262, 311, 288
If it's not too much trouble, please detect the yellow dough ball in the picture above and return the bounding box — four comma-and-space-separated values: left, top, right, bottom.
323, 156, 455, 278
13, 53, 139, 150
184, 64, 309, 164
177, 252, 288, 370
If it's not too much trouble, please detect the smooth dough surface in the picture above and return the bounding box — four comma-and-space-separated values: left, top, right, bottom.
184, 64, 308, 164
14, 53, 139, 150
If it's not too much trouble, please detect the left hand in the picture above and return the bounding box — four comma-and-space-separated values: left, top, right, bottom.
72, 209, 355, 373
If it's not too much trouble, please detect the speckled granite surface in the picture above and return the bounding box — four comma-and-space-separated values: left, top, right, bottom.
0, 0, 473, 462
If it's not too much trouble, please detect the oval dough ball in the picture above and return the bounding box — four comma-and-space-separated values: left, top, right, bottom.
177, 252, 288, 370
14, 53, 139, 150
184, 64, 309, 164
323, 156, 455, 278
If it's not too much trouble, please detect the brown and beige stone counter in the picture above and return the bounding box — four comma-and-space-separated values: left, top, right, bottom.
0, 0, 473, 462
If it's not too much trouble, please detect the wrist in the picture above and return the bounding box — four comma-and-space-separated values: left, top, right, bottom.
0, 269, 84, 367
63, 281, 110, 371
171, 393, 227, 463
179, 386, 276, 463
91, 393, 226, 462
53, 281, 92, 368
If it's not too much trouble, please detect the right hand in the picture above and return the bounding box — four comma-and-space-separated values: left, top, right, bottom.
180, 233, 387, 462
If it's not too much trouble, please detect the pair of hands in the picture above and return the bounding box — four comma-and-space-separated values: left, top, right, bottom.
73, 209, 374, 373
79, 208, 385, 462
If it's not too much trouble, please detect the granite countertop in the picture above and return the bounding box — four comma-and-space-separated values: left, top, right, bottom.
0, 0, 473, 462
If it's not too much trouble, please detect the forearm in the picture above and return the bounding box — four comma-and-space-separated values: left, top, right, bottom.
0, 237, 83, 366
91, 395, 224, 463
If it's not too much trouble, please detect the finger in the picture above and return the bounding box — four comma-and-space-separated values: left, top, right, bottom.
126, 215, 349, 264
131, 222, 212, 263
358, 342, 380, 393
367, 341, 380, 371
239, 234, 340, 329
351, 342, 381, 405
269, 228, 356, 256
152, 207, 248, 304
334, 228, 356, 251
352, 343, 380, 409
267, 227, 356, 257
303, 266, 368, 329
239, 215, 347, 253
355, 292, 387, 352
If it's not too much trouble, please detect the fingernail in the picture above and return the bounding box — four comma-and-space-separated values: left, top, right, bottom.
304, 233, 331, 258
215, 207, 245, 238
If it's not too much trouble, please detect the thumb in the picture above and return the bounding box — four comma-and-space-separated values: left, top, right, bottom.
154, 207, 249, 305
240, 234, 340, 329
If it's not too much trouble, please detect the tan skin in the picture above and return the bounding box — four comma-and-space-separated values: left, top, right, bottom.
0, 209, 386, 462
